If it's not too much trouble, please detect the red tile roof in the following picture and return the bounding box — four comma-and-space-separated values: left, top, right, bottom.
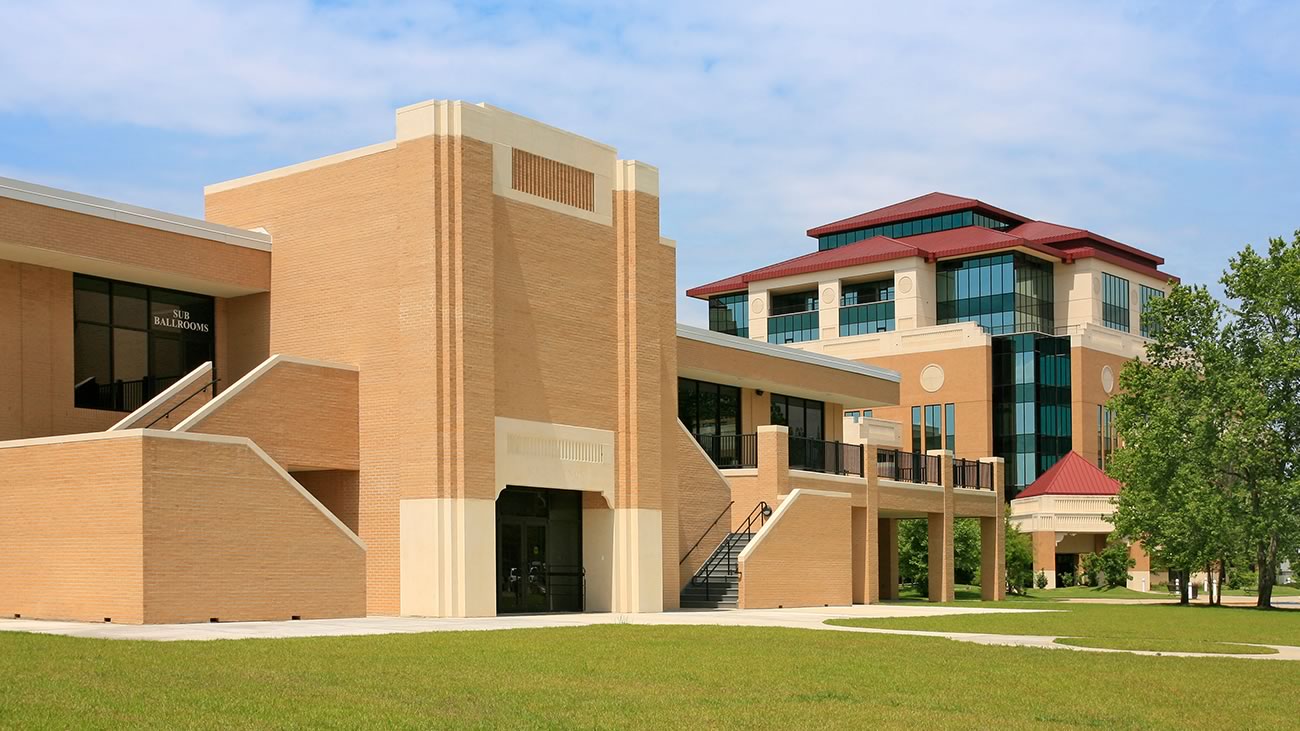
687, 200, 1178, 299
806, 192, 1031, 238
1015, 451, 1122, 499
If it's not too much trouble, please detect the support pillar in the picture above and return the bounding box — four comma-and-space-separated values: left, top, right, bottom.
926, 450, 955, 602
878, 518, 899, 600
979, 456, 1006, 600
854, 445, 881, 604
1032, 531, 1057, 589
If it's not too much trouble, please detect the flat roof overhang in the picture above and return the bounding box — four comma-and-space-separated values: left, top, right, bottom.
677, 324, 900, 408
0, 177, 270, 297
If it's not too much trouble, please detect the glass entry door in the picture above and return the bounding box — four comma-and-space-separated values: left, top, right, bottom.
497, 518, 549, 613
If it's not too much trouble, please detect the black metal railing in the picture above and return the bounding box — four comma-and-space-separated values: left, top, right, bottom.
875, 448, 941, 485
680, 501, 734, 566
952, 457, 995, 490
690, 501, 771, 602
75, 377, 150, 412
143, 377, 220, 429
691, 433, 758, 470
789, 436, 864, 477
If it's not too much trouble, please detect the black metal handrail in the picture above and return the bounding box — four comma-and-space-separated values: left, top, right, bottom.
691, 433, 758, 470
680, 501, 734, 566
789, 435, 864, 477
690, 501, 771, 602
875, 448, 941, 485
143, 377, 220, 429
952, 457, 995, 490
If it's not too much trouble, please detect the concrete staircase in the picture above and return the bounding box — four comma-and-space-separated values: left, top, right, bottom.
679, 533, 752, 609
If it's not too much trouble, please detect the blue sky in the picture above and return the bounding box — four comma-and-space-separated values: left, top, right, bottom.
2, 0, 1297, 325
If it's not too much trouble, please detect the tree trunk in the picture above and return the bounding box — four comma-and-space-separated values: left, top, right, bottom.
1179, 570, 1189, 605
1217, 562, 1227, 607
1256, 536, 1278, 609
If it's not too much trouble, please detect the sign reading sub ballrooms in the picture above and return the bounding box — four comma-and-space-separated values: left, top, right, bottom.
152, 306, 212, 333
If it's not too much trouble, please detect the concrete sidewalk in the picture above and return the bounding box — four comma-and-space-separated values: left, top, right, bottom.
3, 604, 1297, 661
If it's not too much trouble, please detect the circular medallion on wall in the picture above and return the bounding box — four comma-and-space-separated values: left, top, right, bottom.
920, 364, 945, 393
1101, 365, 1115, 394
822, 287, 835, 305
751, 297, 764, 315
1093, 277, 1102, 295
898, 275, 913, 295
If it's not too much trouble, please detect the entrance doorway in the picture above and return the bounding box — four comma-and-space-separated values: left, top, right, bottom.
496, 487, 584, 614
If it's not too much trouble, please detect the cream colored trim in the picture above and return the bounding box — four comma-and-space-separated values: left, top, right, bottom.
789, 321, 992, 361
612, 508, 663, 613
108, 361, 213, 430
399, 497, 496, 617
583, 507, 615, 611
0, 428, 365, 550
0, 176, 271, 250
879, 479, 943, 492
659, 236, 677, 249
676, 323, 901, 383
494, 417, 615, 506
954, 487, 997, 497
789, 469, 863, 486
614, 160, 659, 197
720, 468, 758, 477
737, 488, 849, 562
173, 354, 358, 433
203, 142, 396, 195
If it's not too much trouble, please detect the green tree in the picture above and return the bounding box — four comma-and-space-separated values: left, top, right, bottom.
1110, 233, 1300, 609
897, 517, 982, 591
1082, 541, 1136, 589
1004, 514, 1034, 594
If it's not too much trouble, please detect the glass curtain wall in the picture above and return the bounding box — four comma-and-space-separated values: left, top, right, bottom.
767, 289, 819, 344
1138, 285, 1164, 338
936, 252, 1054, 335
993, 333, 1072, 494
839, 279, 895, 336
818, 210, 1018, 251
708, 293, 749, 338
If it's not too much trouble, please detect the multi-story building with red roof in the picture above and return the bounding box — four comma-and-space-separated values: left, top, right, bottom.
688, 192, 1177, 495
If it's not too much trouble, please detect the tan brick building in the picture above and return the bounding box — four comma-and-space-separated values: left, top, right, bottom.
1, 101, 1005, 624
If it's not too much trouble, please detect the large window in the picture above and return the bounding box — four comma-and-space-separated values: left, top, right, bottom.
678, 378, 741, 436
1139, 284, 1164, 338
937, 252, 1054, 335
839, 278, 896, 336
817, 210, 1018, 251
767, 289, 819, 344
924, 404, 942, 452
911, 406, 922, 453
992, 333, 1072, 493
771, 393, 824, 440
945, 402, 956, 452
708, 293, 749, 338
1102, 273, 1131, 332
73, 274, 215, 412
1097, 405, 1117, 469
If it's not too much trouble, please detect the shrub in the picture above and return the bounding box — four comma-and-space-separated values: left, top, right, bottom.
1035, 571, 1048, 590
1086, 542, 1136, 588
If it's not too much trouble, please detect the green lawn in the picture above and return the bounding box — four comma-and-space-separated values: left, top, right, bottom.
1221, 584, 1300, 597
2, 617, 1298, 729
828, 600, 1300, 646
1053, 637, 1277, 655
895, 583, 1164, 602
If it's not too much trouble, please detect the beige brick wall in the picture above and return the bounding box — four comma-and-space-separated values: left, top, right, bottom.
0, 437, 146, 623
738, 489, 853, 609
675, 423, 733, 589
0, 432, 363, 624
856, 345, 992, 457
180, 358, 360, 472
142, 436, 364, 623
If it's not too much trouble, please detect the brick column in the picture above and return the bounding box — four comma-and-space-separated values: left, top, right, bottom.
979, 456, 1006, 600
878, 518, 899, 600
1032, 531, 1057, 589
856, 444, 881, 604
927, 449, 955, 602
756, 425, 790, 504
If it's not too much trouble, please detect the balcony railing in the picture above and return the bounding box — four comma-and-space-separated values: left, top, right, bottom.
875, 448, 941, 485
691, 433, 758, 470
952, 457, 995, 491
789, 436, 864, 478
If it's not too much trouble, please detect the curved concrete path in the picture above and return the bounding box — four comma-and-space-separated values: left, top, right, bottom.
2, 604, 1296, 660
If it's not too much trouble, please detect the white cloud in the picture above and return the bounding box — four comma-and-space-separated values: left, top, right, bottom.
0, 0, 1295, 325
